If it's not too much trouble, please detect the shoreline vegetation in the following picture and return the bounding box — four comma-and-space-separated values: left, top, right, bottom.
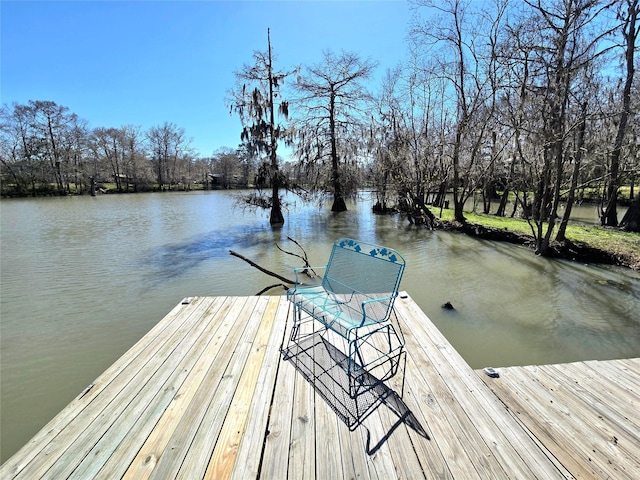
432, 209, 640, 271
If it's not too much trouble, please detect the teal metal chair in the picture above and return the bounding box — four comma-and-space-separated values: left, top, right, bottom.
286, 238, 406, 396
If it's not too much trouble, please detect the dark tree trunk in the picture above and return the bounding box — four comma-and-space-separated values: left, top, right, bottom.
268, 28, 285, 227
331, 196, 347, 213
620, 194, 640, 232
603, 0, 637, 226
329, 91, 347, 213
270, 186, 285, 226
557, 101, 587, 241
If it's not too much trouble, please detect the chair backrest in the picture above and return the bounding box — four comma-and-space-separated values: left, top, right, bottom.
323, 238, 405, 299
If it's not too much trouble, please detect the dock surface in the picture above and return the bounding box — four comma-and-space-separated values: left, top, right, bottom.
1, 295, 638, 479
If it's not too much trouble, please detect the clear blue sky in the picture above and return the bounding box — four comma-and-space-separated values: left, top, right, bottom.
1, 0, 413, 158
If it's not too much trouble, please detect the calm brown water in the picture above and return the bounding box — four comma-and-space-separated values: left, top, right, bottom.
1, 191, 639, 463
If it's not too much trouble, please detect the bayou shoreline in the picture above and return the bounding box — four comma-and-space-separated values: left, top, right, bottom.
440, 219, 640, 271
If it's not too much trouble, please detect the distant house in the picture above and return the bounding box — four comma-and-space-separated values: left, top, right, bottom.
208, 173, 224, 188
208, 173, 246, 189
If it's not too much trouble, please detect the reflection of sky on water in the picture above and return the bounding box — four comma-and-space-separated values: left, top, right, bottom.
140, 193, 391, 284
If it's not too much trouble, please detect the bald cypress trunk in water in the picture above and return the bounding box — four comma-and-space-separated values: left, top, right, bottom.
267, 30, 284, 226
270, 184, 284, 226
228, 28, 295, 228
329, 91, 347, 213
620, 195, 640, 232
331, 197, 347, 212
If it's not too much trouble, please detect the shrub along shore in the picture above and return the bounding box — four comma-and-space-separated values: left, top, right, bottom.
434, 209, 640, 271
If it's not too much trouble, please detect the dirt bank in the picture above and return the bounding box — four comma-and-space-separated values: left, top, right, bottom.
441, 221, 640, 271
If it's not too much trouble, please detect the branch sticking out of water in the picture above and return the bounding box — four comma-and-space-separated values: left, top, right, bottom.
229, 250, 295, 286
275, 236, 318, 277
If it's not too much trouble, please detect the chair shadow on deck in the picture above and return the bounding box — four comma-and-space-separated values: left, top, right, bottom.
282, 333, 430, 455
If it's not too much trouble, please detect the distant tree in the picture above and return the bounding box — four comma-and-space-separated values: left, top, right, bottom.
146, 122, 188, 190
91, 125, 149, 192
120, 125, 147, 192
227, 28, 297, 226
210, 147, 243, 188
410, 0, 507, 223
369, 67, 407, 213
0, 103, 39, 195
60, 115, 89, 193
499, 0, 616, 255
29, 101, 79, 194
235, 143, 257, 188
369, 64, 444, 225
293, 50, 377, 212
91, 127, 126, 191
0, 100, 82, 195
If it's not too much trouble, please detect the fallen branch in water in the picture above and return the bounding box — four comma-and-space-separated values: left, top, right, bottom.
256, 283, 290, 295
229, 250, 295, 285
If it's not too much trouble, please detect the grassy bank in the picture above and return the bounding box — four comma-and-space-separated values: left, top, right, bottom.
435, 209, 640, 270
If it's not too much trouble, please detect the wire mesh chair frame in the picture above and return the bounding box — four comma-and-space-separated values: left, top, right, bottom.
286, 238, 406, 397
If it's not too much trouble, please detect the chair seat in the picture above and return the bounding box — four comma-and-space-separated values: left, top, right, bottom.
288, 287, 381, 335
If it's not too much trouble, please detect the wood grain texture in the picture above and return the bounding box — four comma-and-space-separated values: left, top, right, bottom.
2, 294, 637, 480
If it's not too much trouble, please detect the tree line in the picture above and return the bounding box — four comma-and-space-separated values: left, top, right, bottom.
0, 100, 256, 195
2, 0, 638, 249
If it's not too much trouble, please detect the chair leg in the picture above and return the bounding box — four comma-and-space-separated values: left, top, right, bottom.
344, 323, 407, 398
289, 304, 301, 343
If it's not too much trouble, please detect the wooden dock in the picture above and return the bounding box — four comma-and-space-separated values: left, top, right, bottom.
1, 294, 638, 479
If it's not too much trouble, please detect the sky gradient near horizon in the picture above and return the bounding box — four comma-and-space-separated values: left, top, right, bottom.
1, 1, 413, 157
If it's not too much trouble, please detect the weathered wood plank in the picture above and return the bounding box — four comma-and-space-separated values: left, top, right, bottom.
399, 378, 455, 480
314, 389, 344, 479
147, 296, 259, 480
119, 296, 233, 480
483, 361, 640, 480
202, 296, 279, 479
0, 297, 207, 480
482, 365, 604, 478
3, 294, 639, 480
546, 362, 640, 447
364, 319, 439, 479
11, 297, 216, 480
258, 305, 295, 478
231, 297, 290, 479
359, 407, 406, 479
582, 360, 640, 407
397, 297, 549, 479
523, 364, 635, 480
286, 351, 316, 480
174, 295, 269, 480
70, 297, 231, 480
397, 319, 495, 478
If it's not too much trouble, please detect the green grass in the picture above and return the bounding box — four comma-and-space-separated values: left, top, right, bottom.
444, 210, 534, 235
562, 223, 640, 255
435, 208, 640, 267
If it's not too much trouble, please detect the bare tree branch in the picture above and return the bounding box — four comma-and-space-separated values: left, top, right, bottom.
229, 250, 295, 285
